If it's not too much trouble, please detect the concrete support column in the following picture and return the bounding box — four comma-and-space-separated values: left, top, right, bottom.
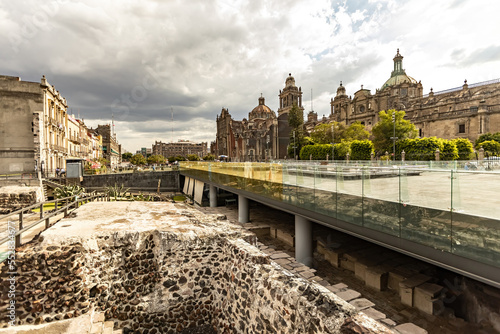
209, 185, 217, 208
295, 215, 313, 267
238, 195, 249, 223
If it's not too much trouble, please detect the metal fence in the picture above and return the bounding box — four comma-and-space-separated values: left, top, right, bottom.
0, 193, 108, 259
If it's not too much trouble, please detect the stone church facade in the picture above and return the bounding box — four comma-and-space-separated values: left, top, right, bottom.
324, 49, 500, 142
215, 74, 304, 161
215, 50, 500, 161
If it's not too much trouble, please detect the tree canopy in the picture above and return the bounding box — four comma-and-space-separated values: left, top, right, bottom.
130, 153, 147, 165
310, 121, 369, 145
121, 152, 133, 161
371, 109, 418, 156
147, 154, 166, 164
475, 132, 500, 148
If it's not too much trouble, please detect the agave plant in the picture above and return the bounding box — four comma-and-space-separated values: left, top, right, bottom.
54, 185, 86, 199
106, 183, 130, 201
133, 192, 153, 201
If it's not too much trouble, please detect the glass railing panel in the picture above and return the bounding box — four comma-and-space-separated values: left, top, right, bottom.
295, 165, 316, 211
336, 165, 363, 225
400, 168, 452, 251
451, 169, 500, 267
282, 163, 297, 205
313, 165, 337, 218
362, 166, 400, 236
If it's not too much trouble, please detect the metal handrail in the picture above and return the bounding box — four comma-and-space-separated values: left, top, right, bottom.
0, 193, 109, 251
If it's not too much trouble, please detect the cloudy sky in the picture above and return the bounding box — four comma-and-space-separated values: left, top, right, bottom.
1, 0, 500, 152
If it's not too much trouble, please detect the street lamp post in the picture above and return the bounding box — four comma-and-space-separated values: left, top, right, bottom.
331, 123, 335, 162
390, 112, 398, 162
293, 131, 296, 160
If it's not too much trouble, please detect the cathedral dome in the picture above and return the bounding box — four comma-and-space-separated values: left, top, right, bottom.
249, 95, 275, 120
285, 73, 296, 88
381, 49, 417, 90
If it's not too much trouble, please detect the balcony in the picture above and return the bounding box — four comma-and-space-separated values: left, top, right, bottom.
50, 144, 66, 152
69, 134, 81, 144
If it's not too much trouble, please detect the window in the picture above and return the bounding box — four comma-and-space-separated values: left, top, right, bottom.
401, 88, 407, 97
359, 106, 365, 113
458, 124, 466, 134
470, 106, 478, 112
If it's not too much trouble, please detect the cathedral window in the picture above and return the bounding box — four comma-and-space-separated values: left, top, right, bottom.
458, 124, 466, 134
401, 88, 407, 97
470, 106, 478, 113
359, 106, 365, 113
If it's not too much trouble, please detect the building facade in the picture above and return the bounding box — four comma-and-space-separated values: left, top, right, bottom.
152, 140, 208, 160
0, 75, 69, 175
215, 51, 500, 161
94, 124, 121, 169
215, 75, 303, 161
0, 74, 112, 175
327, 49, 500, 143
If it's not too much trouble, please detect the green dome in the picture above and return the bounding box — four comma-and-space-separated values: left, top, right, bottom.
381, 73, 417, 89
381, 49, 417, 90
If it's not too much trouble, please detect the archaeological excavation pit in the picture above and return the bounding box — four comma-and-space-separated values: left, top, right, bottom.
0, 202, 391, 334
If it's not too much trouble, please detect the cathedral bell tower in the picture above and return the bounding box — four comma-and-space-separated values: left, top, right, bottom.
278, 73, 304, 116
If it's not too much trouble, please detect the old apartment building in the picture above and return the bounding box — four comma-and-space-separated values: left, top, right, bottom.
0, 75, 117, 175
215, 50, 500, 161
152, 140, 208, 160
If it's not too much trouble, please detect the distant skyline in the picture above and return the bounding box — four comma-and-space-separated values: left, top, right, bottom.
1, 0, 500, 152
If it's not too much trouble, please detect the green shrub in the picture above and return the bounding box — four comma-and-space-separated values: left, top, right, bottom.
299, 144, 332, 160
350, 140, 373, 160
334, 141, 350, 160
397, 137, 443, 161
452, 138, 474, 160
478, 140, 500, 157
440, 139, 459, 161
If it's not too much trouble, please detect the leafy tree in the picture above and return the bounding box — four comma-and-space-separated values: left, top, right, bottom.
130, 153, 147, 165
343, 122, 370, 142
122, 152, 133, 161
311, 121, 368, 145
187, 154, 200, 161
287, 103, 307, 159
478, 140, 500, 157
371, 109, 418, 156
147, 154, 166, 164
475, 132, 500, 148
288, 103, 304, 130
452, 138, 474, 160
98, 157, 109, 166
311, 123, 333, 144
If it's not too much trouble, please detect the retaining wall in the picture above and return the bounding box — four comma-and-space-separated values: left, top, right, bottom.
82, 171, 179, 192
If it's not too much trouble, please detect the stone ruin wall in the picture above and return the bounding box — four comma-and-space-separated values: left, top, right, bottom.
0, 205, 391, 334
0, 186, 43, 214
